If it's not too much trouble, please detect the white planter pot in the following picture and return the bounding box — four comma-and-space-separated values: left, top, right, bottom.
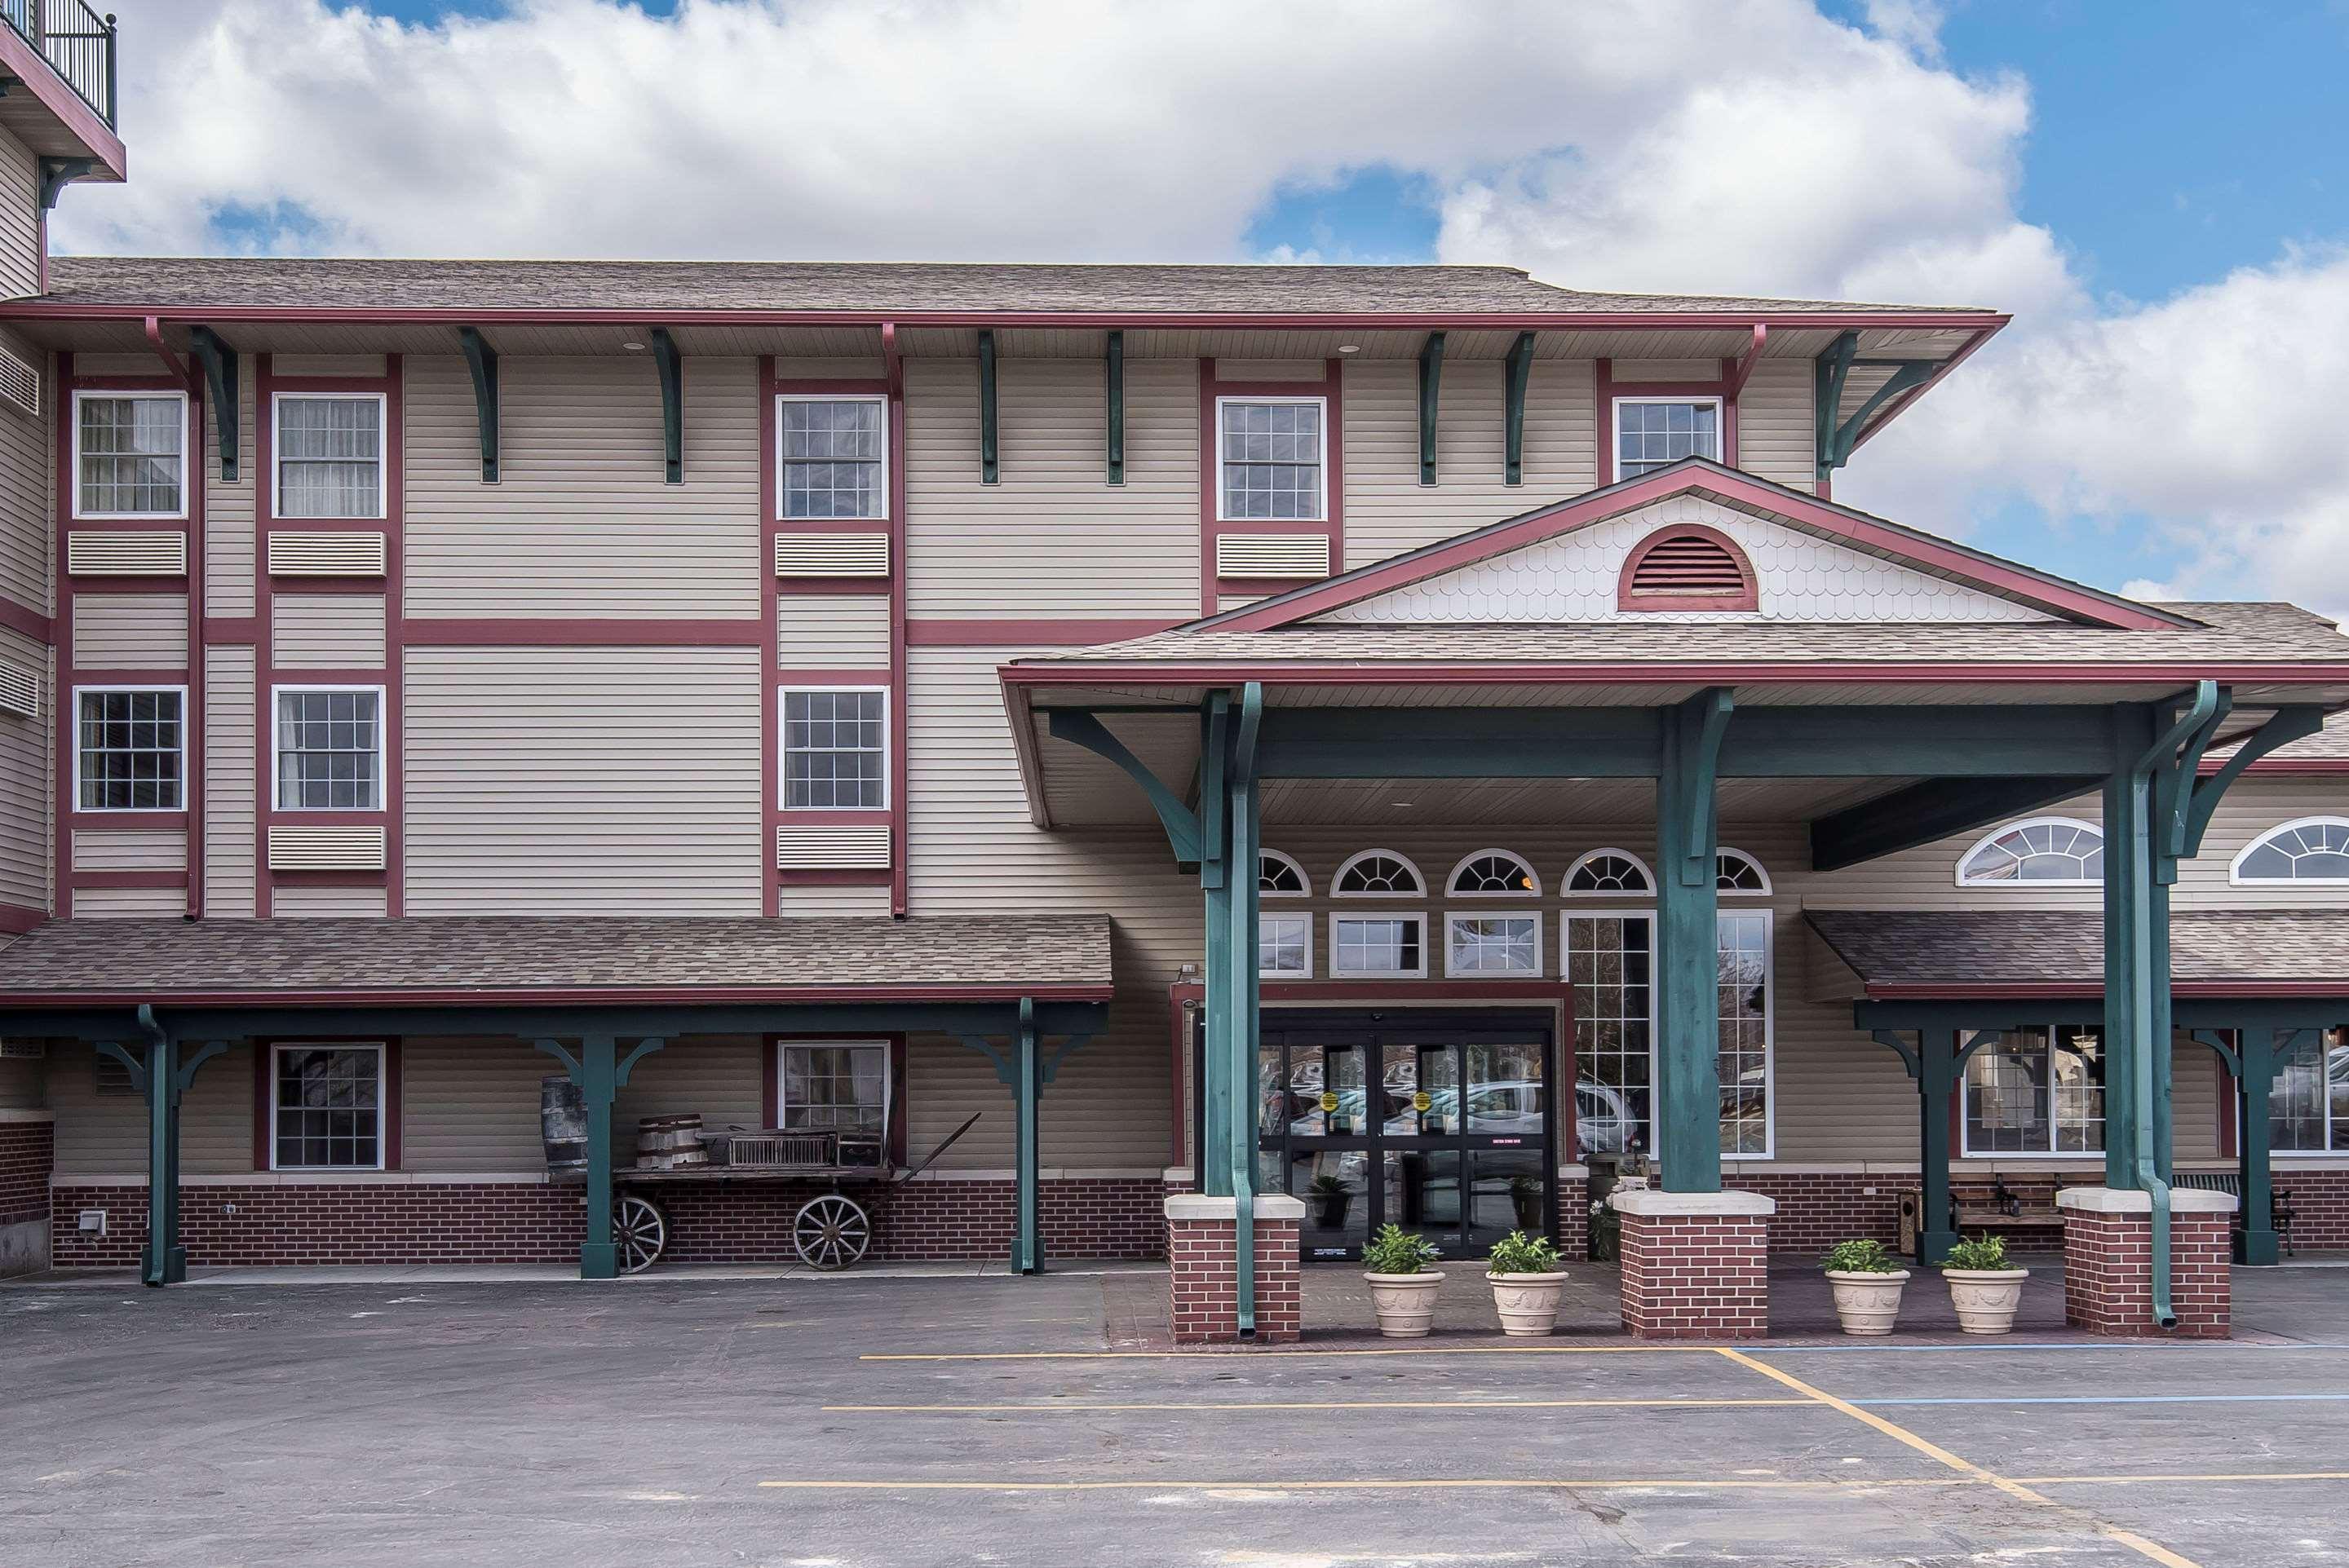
1487, 1270, 1569, 1337
1825, 1269, 1910, 1336
1363, 1270, 1446, 1338
1942, 1267, 2029, 1335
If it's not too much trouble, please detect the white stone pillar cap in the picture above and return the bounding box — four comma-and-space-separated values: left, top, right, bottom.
2055, 1185, 2236, 1216
1608, 1188, 1776, 1217
1165, 1192, 1307, 1222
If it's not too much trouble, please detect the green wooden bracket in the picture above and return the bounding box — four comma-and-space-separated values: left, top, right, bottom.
37, 157, 98, 210
174, 1040, 229, 1093
531, 1037, 583, 1080
2184, 704, 2324, 856
1953, 1028, 2006, 1072
1104, 329, 1125, 486
1046, 710, 1202, 866
1869, 1028, 1920, 1081
1502, 331, 1535, 485
1679, 689, 1733, 886
650, 328, 683, 484
1417, 331, 1444, 485
186, 327, 240, 482
956, 1032, 1016, 1088
978, 329, 999, 485
2142, 681, 2220, 886
458, 327, 500, 483
616, 1036, 667, 1089
1042, 1030, 1096, 1086
2189, 1029, 2241, 1080
1814, 331, 1858, 479
94, 1039, 146, 1080
1825, 360, 1934, 472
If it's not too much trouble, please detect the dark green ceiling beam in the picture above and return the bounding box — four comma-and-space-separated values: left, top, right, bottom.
1809, 774, 2101, 872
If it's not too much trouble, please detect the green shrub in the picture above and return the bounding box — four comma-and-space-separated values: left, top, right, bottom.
1820, 1239, 1904, 1274
1363, 1222, 1440, 1274
1308, 1174, 1348, 1196
1943, 1234, 2012, 1271
1485, 1230, 1562, 1276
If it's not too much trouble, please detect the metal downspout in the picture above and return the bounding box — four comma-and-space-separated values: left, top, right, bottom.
1229, 682, 1263, 1337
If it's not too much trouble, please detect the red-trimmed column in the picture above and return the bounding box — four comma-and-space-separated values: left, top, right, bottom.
2058, 1186, 2233, 1339
1612, 1188, 1774, 1341
1166, 1190, 1301, 1345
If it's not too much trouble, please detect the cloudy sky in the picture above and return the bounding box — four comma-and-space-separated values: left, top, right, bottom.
50, 0, 2349, 612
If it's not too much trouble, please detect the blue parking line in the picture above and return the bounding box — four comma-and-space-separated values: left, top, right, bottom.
1855, 1394, 2349, 1407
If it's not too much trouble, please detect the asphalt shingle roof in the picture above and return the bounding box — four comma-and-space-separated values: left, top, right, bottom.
33, 257, 1991, 316
0, 915, 1112, 1001
1806, 908, 2349, 990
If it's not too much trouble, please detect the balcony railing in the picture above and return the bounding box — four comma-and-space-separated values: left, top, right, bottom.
1, 1, 116, 130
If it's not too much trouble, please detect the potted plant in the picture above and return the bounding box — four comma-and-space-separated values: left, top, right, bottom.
1361, 1222, 1444, 1338
1484, 1230, 1568, 1336
1821, 1239, 1910, 1336
1507, 1175, 1546, 1234
1309, 1173, 1353, 1230
1940, 1233, 2029, 1335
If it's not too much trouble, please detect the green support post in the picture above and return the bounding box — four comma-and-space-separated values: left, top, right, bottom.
1916, 1027, 1959, 1265
1227, 683, 1263, 1335
1198, 696, 1233, 1199
650, 328, 682, 484
978, 329, 999, 485
1502, 332, 1534, 485
1417, 331, 1444, 485
2237, 1030, 2285, 1265
141, 1026, 182, 1288
1656, 689, 1732, 1192
1104, 329, 1125, 486
1013, 997, 1042, 1274
534, 1034, 667, 1279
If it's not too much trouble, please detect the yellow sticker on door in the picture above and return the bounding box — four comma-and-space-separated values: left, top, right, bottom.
1320, 1090, 1339, 1114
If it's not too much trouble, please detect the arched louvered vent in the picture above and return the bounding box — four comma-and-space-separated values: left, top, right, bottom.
1616, 525, 1758, 612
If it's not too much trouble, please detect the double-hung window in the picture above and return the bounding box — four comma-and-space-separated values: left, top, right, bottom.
1614, 397, 1721, 479
276, 687, 384, 810
275, 394, 386, 519
1217, 397, 1325, 519
272, 1044, 387, 1170
779, 397, 887, 519
74, 391, 187, 518
1962, 1026, 2105, 1155
781, 688, 887, 809
75, 687, 186, 811
2271, 1027, 2349, 1154
780, 1040, 890, 1136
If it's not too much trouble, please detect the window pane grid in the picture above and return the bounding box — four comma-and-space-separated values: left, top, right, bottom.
274, 1047, 381, 1169
2240, 820, 2349, 883
781, 400, 884, 519
276, 690, 381, 810
1448, 915, 1537, 974
1617, 400, 1719, 479
1716, 911, 1770, 1155
783, 689, 887, 808
77, 395, 184, 515
277, 397, 383, 519
1964, 1025, 2105, 1155
782, 1044, 887, 1134
1568, 915, 1651, 1156
1219, 401, 1323, 519
1258, 914, 1309, 976
1962, 819, 2104, 884
77, 689, 184, 811
2271, 1027, 2349, 1153
1335, 917, 1421, 975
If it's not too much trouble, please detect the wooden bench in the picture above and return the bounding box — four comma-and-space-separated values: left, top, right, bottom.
2174, 1171, 2297, 1257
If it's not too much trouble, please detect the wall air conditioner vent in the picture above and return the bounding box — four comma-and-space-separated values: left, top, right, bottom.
268, 531, 388, 577
776, 825, 892, 870
268, 825, 388, 872
0, 1038, 45, 1060
0, 343, 38, 421
1214, 533, 1330, 581
68, 531, 188, 578
0, 659, 37, 720
775, 532, 890, 578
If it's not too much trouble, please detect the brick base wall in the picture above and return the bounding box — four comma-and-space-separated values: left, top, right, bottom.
1169, 1213, 1301, 1344
1617, 1208, 1770, 1340
0, 1122, 51, 1230
2063, 1207, 2231, 1339
50, 1176, 1166, 1269
1558, 1174, 1589, 1262
2276, 1167, 2349, 1251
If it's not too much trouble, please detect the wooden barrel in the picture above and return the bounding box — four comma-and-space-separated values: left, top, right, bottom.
541, 1075, 587, 1177
635, 1113, 707, 1169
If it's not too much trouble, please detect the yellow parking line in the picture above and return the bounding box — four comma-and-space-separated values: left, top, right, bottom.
1716, 1349, 2203, 1568
823, 1398, 1813, 1412
2015, 1471, 2349, 1486
859, 1345, 1717, 1361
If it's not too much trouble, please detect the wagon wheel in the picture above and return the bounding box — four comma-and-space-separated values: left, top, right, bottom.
614, 1194, 668, 1274
794, 1194, 871, 1271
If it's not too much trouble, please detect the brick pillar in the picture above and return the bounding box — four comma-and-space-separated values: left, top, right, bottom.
1612, 1188, 1775, 1341
1558, 1164, 1591, 1261
0, 1113, 55, 1278
2058, 1186, 2233, 1339
1166, 1191, 1303, 1345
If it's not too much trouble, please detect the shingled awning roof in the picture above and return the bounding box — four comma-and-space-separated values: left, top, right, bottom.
1806, 909, 2349, 999
0, 914, 1112, 1007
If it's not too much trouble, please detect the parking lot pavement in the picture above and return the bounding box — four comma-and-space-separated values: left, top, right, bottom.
3, 1270, 2347, 1566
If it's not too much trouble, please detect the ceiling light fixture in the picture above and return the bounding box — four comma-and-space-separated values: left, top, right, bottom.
1337, 343, 1361, 354
622, 341, 646, 351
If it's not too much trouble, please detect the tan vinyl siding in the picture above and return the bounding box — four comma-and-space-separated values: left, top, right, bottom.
53, 1042, 255, 1176
0, 129, 36, 299
72, 828, 186, 871
400, 1036, 555, 1173
203, 356, 258, 619
0, 326, 48, 614
272, 882, 389, 917
69, 355, 164, 379
0, 627, 46, 912
778, 593, 890, 669
2181, 780, 2349, 908
70, 886, 185, 918
1736, 360, 1815, 493
404, 355, 759, 619
204, 645, 257, 917
0, 1057, 42, 1111
905, 357, 1200, 619
72, 594, 188, 669
273, 356, 387, 378
272, 593, 387, 669
776, 881, 894, 917
1343, 360, 1595, 568
405, 647, 761, 913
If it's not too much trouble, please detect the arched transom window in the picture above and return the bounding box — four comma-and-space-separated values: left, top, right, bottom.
1716, 849, 1771, 895
1958, 817, 2104, 887
2232, 817, 2349, 886
1447, 849, 1541, 897
1563, 849, 1654, 897
1259, 850, 1309, 896
1332, 850, 1425, 897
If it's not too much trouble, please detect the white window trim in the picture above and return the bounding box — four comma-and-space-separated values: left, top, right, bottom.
1213, 393, 1329, 523
1717, 847, 1773, 897
1564, 908, 1657, 1160
1330, 911, 1429, 978
776, 393, 891, 522
2229, 815, 2349, 886
1957, 1026, 2108, 1159
70, 682, 191, 815
1561, 847, 1657, 898
1445, 847, 1542, 899
1259, 848, 1312, 899
777, 685, 891, 812
1258, 912, 1314, 981
270, 391, 389, 521
1956, 815, 2105, 889
1330, 847, 1426, 899
1715, 908, 1776, 1161
268, 1042, 389, 1173
1443, 909, 1543, 978
1611, 394, 1726, 479
271, 682, 389, 813
70, 388, 190, 521
2253, 1027, 2349, 1157
775, 1037, 894, 1137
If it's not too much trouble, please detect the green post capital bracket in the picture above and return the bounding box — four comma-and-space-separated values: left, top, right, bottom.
1104, 330, 1125, 486
458, 326, 500, 483
1502, 332, 1535, 485
649, 328, 683, 484
185, 327, 241, 482
978, 329, 999, 485
1417, 331, 1444, 485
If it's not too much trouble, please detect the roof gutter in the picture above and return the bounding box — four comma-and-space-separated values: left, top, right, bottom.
999, 661, 2349, 690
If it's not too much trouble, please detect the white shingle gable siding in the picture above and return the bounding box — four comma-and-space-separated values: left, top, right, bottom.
1316, 495, 2056, 625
